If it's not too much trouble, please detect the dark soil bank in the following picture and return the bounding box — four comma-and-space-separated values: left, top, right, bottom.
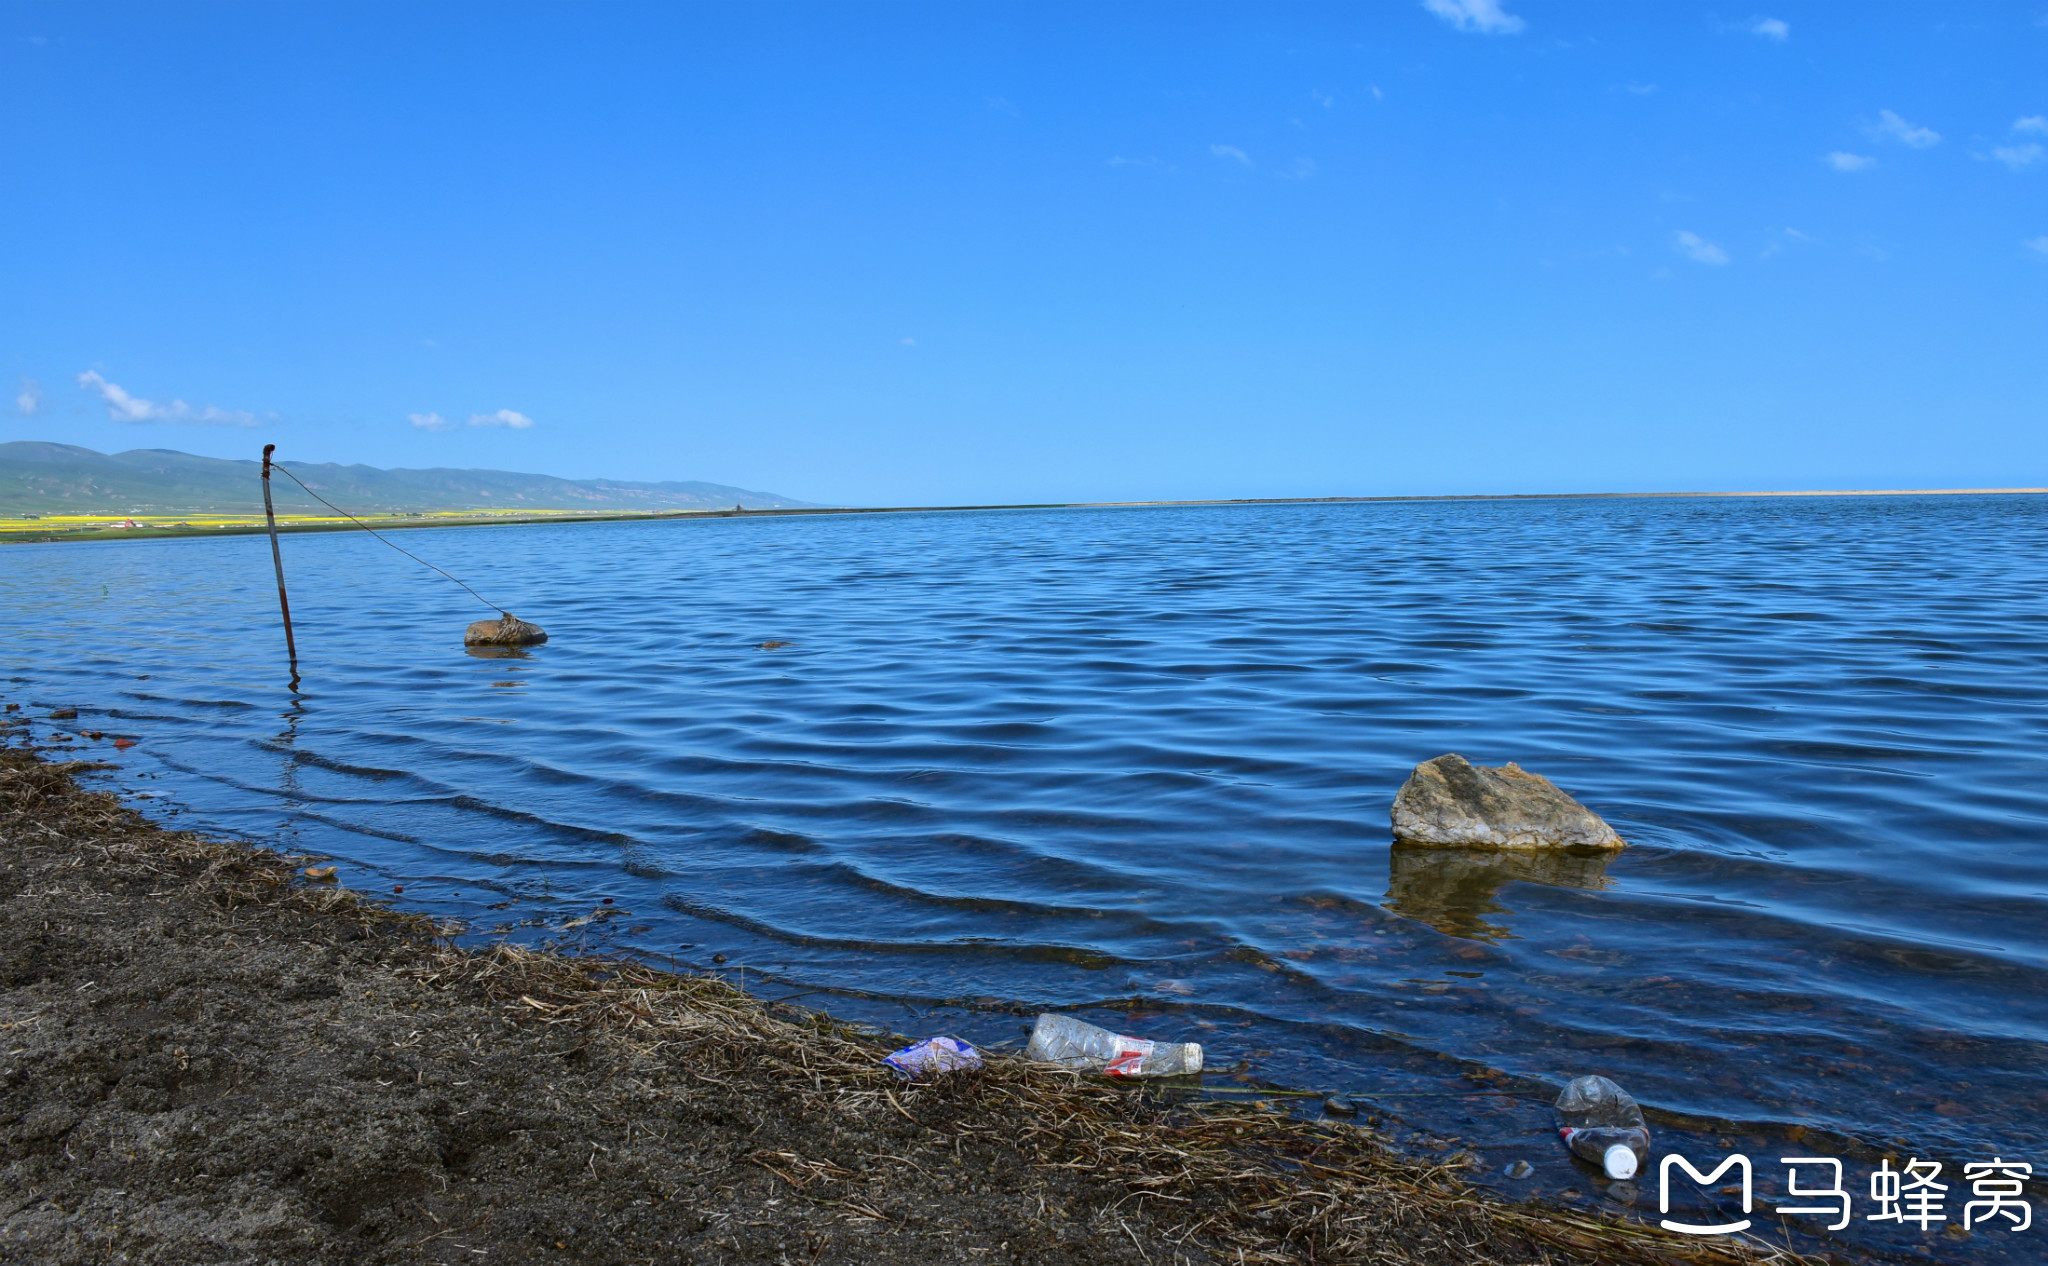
0, 738, 1787, 1266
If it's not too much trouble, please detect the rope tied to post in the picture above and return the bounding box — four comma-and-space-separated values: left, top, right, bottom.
261, 451, 547, 649
271, 466, 506, 613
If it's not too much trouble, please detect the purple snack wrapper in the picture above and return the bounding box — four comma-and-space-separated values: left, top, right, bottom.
880, 1035, 982, 1078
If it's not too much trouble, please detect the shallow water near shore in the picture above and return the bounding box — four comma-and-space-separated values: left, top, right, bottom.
9, 496, 2048, 1249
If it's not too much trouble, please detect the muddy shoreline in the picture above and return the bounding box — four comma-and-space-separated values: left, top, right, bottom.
0, 736, 1803, 1264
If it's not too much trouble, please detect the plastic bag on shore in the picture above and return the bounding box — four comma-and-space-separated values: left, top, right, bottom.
1024, 1013, 1203, 1078
881, 1036, 982, 1078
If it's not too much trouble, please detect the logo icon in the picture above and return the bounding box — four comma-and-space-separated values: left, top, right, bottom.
1660, 1154, 1753, 1235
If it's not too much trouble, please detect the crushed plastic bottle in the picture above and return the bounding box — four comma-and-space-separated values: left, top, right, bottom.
1024, 1014, 1203, 1078
1553, 1074, 1651, 1180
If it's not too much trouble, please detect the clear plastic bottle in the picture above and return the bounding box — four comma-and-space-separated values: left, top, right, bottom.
1553, 1074, 1651, 1180
1024, 1014, 1204, 1078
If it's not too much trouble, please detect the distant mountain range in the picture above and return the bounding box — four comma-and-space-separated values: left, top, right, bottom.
0, 443, 823, 514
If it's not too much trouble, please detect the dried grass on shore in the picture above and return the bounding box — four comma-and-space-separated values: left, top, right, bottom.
418, 942, 1819, 1266
2, 739, 1820, 1265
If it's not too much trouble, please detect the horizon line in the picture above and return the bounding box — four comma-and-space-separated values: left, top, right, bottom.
849, 486, 2048, 511
10, 484, 2044, 545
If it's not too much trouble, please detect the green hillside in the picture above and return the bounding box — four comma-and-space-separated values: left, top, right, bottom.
0, 443, 822, 515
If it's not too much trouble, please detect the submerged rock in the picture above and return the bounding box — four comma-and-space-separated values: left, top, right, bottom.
1385, 843, 1614, 940
463, 612, 548, 648
1390, 754, 1623, 850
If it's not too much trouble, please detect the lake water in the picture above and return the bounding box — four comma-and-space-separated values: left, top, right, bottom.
7, 496, 2046, 1254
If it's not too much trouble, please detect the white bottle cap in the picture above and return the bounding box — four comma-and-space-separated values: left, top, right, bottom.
1603, 1144, 1638, 1180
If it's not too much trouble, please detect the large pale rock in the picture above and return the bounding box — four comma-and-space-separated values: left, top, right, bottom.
1390, 754, 1623, 850
463, 612, 548, 648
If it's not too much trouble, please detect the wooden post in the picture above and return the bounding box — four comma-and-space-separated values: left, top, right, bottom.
261, 444, 300, 687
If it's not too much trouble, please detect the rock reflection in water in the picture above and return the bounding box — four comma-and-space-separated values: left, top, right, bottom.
1384, 845, 1614, 942
463, 645, 533, 660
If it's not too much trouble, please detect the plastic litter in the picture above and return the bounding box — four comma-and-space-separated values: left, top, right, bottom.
881, 1036, 982, 1078
1553, 1074, 1651, 1180
1024, 1013, 1203, 1078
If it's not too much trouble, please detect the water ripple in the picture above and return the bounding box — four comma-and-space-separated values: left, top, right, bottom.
5, 494, 2047, 1167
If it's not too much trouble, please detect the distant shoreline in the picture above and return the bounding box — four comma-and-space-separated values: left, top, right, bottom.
6, 484, 2043, 544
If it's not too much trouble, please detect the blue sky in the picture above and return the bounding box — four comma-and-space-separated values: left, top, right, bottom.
3, 2, 2043, 504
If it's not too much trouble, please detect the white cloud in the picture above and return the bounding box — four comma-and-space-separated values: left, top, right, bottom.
1106, 155, 1171, 171
1993, 143, 2045, 170
14, 377, 39, 416
1625, 82, 1658, 95
1209, 144, 1252, 166
1422, 0, 1525, 34
1673, 231, 1730, 266
2015, 116, 2048, 135
899, 337, 916, 347
1278, 157, 1318, 179
408, 412, 455, 431
1311, 91, 1335, 109
1870, 109, 1940, 148
2025, 236, 2048, 261
76, 370, 256, 426
1825, 151, 1875, 171
468, 409, 533, 430
1745, 16, 1790, 41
